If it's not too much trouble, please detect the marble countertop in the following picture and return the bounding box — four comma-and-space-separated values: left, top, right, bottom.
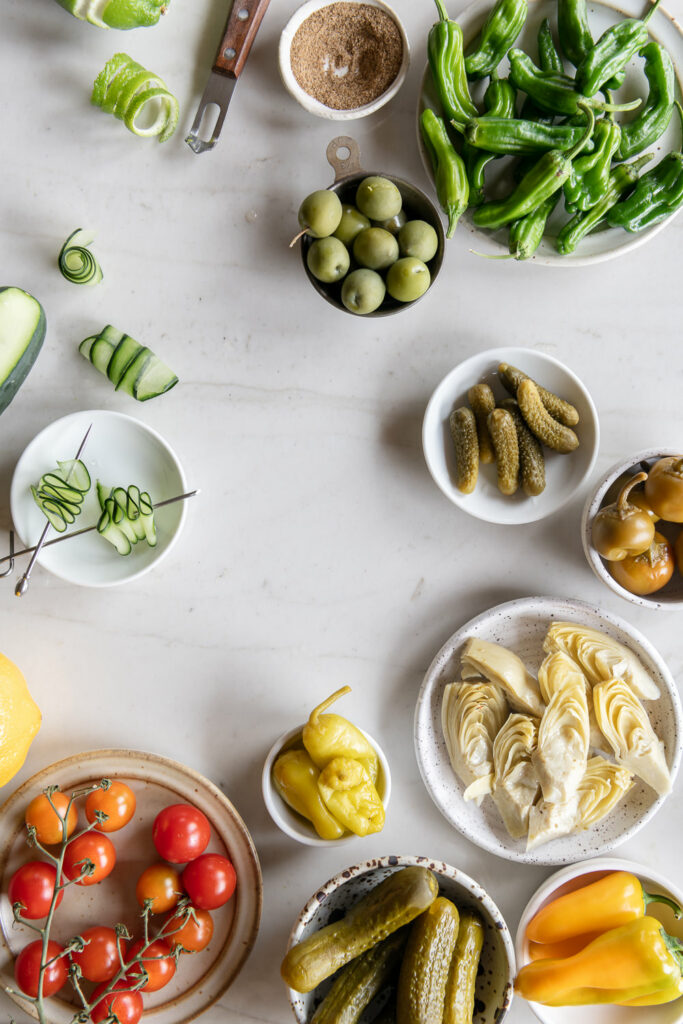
2, 0, 683, 1021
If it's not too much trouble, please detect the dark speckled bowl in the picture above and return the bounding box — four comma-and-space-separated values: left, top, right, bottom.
285, 854, 515, 1024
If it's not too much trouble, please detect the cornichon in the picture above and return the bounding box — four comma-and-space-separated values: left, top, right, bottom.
281, 866, 439, 994
443, 910, 485, 1024
397, 897, 460, 1024
311, 928, 408, 1024
449, 407, 479, 494
498, 363, 579, 427
501, 399, 546, 497
467, 384, 495, 464
488, 408, 519, 495
517, 379, 579, 453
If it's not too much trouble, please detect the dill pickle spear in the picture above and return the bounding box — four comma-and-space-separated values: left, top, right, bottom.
449, 407, 479, 494
498, 362, 579, 427
443, 910, 484, 1024
488, 408, 519, 495
517, 379, 579, 453
501, 399, 546, 496
467, 384, 496, 464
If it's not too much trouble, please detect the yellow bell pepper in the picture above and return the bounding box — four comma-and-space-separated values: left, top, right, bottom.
317, 757, 385, 837
272, 748, 345, 841
302, 686, 379, 783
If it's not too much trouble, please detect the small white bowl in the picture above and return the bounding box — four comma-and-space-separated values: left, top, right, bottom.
581, 449, 683, 610
262, 723, 391, 846
278, 0, 410, 120
515, 856, 683, 1024
422, 347, 599, 525
285, 855, 515, 1024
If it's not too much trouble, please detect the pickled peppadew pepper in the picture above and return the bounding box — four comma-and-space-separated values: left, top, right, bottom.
428, 0, 477, 123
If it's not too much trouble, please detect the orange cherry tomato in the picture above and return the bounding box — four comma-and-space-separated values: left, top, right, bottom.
25, 792, 77, 846
63, 833, 116, 886
126, 939, 176, 992
608, 532, 674, 595
136, 863, 183, 914
85, 782, 136, 833
164, 905, 214, 952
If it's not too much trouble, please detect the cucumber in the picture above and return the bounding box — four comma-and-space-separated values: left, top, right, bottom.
311, 928, 407, 1024
133, 355, 178, 401
397, 898, 460, 1024
0, 287, 46, 416
281, 866, 439, 995
117, 347, 152, 394
443, 911, 484, 1024
107, 333, 141, 385
96, 483, 156, 552
79, 335, 97, 360
140, 491, 156, 546
79, 323, 177, 401
97, 502, 132, 555
32, 458, 91, 533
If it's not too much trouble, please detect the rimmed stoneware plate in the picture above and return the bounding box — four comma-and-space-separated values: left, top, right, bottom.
0, 749, 262, 1024
414, 596, 682, 866
10, 409, 188, 587
417, 0, 683, 265
285, 854, 515, 1024
422, 347, 599, 524
515, 856, 683, 1024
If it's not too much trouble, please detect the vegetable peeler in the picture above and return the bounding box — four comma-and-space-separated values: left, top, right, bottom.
185, 0, 272, 154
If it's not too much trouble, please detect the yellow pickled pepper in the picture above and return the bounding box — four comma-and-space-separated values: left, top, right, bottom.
302, 686, 379, 783
272, 748, 345, 841
317, 757, 385, 837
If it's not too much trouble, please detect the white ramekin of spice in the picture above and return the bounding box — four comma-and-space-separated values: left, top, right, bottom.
279, 0, 410, 120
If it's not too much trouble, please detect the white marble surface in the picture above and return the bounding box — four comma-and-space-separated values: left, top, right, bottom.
2, 0, 683, 1022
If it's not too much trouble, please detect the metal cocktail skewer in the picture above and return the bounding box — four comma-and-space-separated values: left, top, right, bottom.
1, 490, 198, 575
14, 424, 93, 597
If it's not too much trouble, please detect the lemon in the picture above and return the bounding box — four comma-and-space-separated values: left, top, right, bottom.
0, 653, 41, 789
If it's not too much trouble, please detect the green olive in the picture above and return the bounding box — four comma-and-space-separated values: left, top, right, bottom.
341, 269, 386, 315
352, 227, 399, 271
385, 257, 431, 302
333, 205, 371, 246
373, 210, 407, 235
398, 220, 439, 262
297, 190, 343, 239
306, 236, 350, 283
355, 176, 402, 221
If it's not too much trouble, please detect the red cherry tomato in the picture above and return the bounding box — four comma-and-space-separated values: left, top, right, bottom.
181, 853, 236, 910
8, 861, 63, 919
70, 926, 127, 983
152, 804, 211, 863
25, 792, 77, 845
85, 782, 136, 833
90, 980, 143, 1024
126, 939, 176, 992
15, 940, 67, 998
164, 905, 214, 952
63, 833, 116, 886
136, 863, 183, 913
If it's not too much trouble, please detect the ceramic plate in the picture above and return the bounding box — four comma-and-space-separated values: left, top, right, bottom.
414, 597, 682, 865
0, 749, 262, 1024
422, 347, 599, 524
285, 855, 515, 1024
417, 0, 683, 265
10, 410, 188, 587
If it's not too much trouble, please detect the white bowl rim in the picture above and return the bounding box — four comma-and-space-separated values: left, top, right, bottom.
581, 447, 683, 610
422, 346, 600, 525
278, 0, 410, 120
262, 723, 392, 847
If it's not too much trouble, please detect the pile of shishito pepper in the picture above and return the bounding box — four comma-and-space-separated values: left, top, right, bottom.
516, 871, 683, 1006
421, 0, 683, 258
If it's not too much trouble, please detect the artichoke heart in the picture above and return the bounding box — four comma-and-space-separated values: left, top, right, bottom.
574, 755, 634, 829
539, 650, 604, 752
461, 638, 545, 717
592, 678, 671, 795
543, 622, 659, 701
527, 796, 579, 851
441, 682, 508, 804
533, 674, 589, 804
492, 713, 539, 839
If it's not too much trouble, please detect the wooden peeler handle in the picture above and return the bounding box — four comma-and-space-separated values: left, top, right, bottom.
213, 0, 272, 79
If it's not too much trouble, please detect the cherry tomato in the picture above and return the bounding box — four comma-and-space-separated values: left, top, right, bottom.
85, 782, 136, 833
15, 940, 67, 998
25, 792, 77, 845
70, 926, 127, 983
8, 861, 63, 919
63, 833, 116, 886
164, 905, 214, 952
91, 980, 143, 1024
136, 863, 183, 913
181, 853, 236, 910
152, 804, 211, 863
126, 939, 176, 992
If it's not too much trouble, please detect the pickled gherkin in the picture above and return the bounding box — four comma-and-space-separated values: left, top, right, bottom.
397, 897, 460, 1024
449, 407, 479, 493
501, 399, 546, 496
498, 362, 579, 426
467, 384, 496, 464
443, 910, 485, 1024
488, 408, 519, 495
517, 379, 579, 453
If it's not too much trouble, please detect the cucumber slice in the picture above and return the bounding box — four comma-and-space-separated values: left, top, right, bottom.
140, 491, 157, 546
96, 480, 111, 510
58, 229, 103, 286
133, 355, 178, 401
31, 488, 70, 532
117, 347, 152, 395
79, 335, 97, 360
57, 459, 91, 492
90, 336, 117, 375
106, 335, 141, 386
97, 508, 132, 555
0, 287, 46, 416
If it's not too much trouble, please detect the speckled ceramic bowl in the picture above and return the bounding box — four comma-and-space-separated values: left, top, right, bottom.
581, 449, 683, 610
285, 854, 515, 1024
414, 596, 682, 866
515, 856, 683, 1024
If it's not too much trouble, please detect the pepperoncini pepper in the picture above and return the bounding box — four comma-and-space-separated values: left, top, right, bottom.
302, 686, 379, 782
317, 757, 385, 836
591, 472, 655, 561
516, 917, 683, 1006
526, 871, 682, 945
272, 748, 345, 841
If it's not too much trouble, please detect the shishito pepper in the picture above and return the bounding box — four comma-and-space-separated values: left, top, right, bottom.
420, 109, 469, 237
526, 870, 682, 945
272, 748, 345, 841
464, 0, 528, 79
564, 117, 622, 212
516, 917, 683, 1006
576, 0, 662, 98
465, 70, 517, 205
508, 193, 559, 259
618, 41, 675, 161
428, 0, 477, 123
454, 117, 594, 156
302, 686, 379, 782
317, 757, 385, 836
507, 49, 641, 116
